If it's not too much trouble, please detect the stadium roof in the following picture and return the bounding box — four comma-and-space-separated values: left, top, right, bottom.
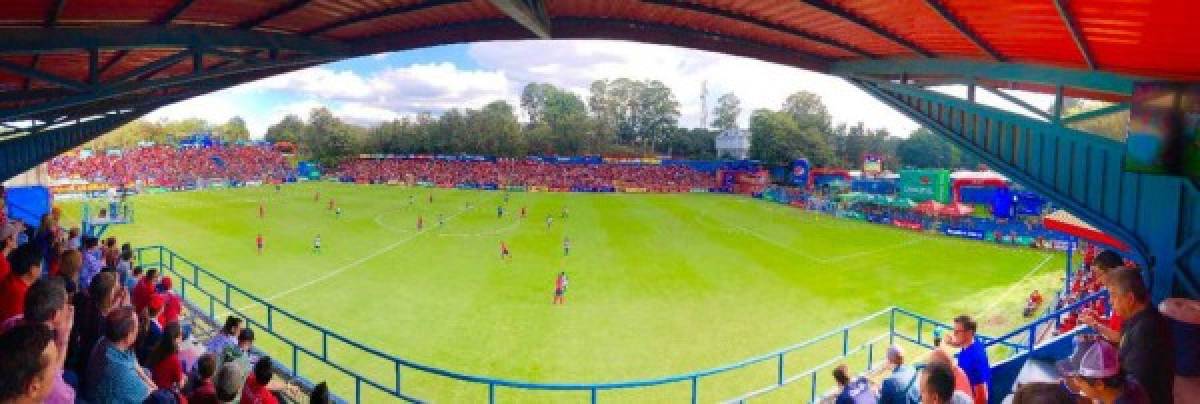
1, 0, 1197, 125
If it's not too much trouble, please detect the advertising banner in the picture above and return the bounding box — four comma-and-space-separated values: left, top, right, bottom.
943, 227, 986, 240
863, 153, 883, 175
899, 169, 950, 203
791, 158, 810, 187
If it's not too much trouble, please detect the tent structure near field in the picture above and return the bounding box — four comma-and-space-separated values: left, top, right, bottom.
1043, 210, 1129, 252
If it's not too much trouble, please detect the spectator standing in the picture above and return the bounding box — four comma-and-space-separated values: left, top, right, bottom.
1108, 268, 1174, 403
158, 276, 184, 327
85, 306, 156, 403
879, 345, 920, 404
132, 268, 160, 313
80, 237, 103, 288
0, 324, 59, 404
0, 278, 76, 403
214, 363, 245, 404
68, 272, 119, 380
240, 357, 280, 404
188, 354, 219, 404
921, 362, 968, 404
206, 316, 243, 357
832, 364, 876, 404
0, 244, 44, 321
139, 294, 166, 362
57, 250, 83, 301
950, 315, 990, 404
148, 322, 187, 390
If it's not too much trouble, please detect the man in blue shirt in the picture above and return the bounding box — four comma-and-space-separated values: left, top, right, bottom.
879, 345, 920, 404
85, 306, 154, 403
951, 315, 990, 404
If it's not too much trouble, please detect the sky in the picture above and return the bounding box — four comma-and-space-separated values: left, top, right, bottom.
145, 39, 1056, 139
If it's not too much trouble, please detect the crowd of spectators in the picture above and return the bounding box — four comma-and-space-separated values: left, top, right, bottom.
0, 209, 330, 403
831, 257, 1186, 403
48, 145, 292, 187
335, 158, 715, 191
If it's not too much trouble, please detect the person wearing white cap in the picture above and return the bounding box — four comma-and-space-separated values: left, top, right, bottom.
879, 345, 919, 404
1060, 339, 1149, 404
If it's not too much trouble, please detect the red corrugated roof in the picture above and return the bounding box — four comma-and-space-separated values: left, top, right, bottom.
0, 0, 1197, 117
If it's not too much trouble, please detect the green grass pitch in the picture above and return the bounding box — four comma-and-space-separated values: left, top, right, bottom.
62, 182, 1064, 402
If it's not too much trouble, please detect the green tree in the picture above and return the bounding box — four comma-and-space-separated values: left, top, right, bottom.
712, 93, 741, 131
520, 83, 555, 125
749, 109, 834, 166
218, 116, 250, 143
265, 114, 306, 145
896, 128, 962, 168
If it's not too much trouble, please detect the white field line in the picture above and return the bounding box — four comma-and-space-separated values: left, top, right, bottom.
976, 253, 1055, 316
236, 196, 488, 312
698, 207, 925, 264
819, 238, 925, 263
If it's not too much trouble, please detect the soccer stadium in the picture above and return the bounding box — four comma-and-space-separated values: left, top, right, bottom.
1, 2, 1198, 404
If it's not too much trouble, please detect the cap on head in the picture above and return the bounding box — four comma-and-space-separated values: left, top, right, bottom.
1058, 339, 1119, 378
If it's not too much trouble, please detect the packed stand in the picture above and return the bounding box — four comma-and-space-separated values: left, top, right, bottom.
0, 210, 308, 403
336, 159, 715, 191
48, 145, 292, 188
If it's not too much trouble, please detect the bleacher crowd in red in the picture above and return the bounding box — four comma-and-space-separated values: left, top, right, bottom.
48, 145, 292, 187
0, 209, 331, 403
335, 158, 715, 192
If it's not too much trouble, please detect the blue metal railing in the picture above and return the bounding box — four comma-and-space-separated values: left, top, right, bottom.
135, 245, 1088, 403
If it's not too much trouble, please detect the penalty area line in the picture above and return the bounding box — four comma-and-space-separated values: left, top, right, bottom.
235, 195, 491, 313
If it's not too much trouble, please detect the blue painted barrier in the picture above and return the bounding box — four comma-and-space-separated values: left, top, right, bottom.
134, 245, 1096, 403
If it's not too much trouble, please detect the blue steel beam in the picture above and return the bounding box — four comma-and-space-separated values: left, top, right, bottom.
798, 0, 934, 57
831, 59, 1140, 98
0, 26, 353, 56
156, 0, 198, 24
1052, 0, 1095, 70
921, 0, 1003, 61
979, 85, 1052, 121
0, 55, 330, 122
1061, 103, 1129, 124
106, 49, 192, 85
642, 0, 877, 58
0, 59, 89, 92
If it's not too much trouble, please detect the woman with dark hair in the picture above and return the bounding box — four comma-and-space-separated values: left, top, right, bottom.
57, 249, 82, 301
148, 322, 186, 390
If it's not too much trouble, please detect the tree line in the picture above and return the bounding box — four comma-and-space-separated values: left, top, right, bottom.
87, 78, 984, 170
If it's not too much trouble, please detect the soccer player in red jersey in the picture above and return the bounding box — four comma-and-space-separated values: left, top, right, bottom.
500, 241, 510, 261
520, 206, 526, 219
328, 198, 335, 211
258, 202, 264, 219
553, 272, 568, 305
256, 234, 263, 255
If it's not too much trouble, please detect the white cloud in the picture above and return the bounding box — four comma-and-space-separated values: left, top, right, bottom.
468, 40, 922, 136
149, 39, 1055, 140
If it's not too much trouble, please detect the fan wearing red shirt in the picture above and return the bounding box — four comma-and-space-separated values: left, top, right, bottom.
149, 322, 186, 389
157, 276, 183, 327
0, 244, 43, 321
132, 268, 160, 313
241, 357, 280, 404
1081, 249, 1126, 344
